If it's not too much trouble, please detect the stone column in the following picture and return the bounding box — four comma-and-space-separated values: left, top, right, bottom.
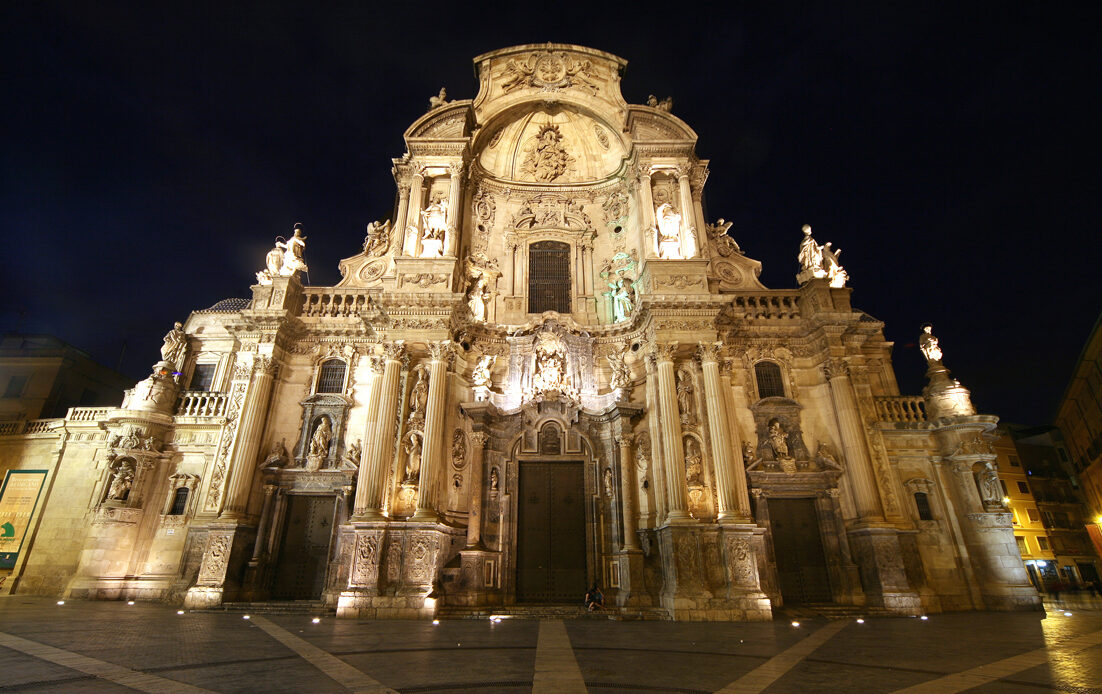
824, 359, 884, 521
653, 344, 690, 523
677, 170, 697, 258
403, 169, 425, 256
616, 435, 641, 550
393, 186, 410, 247
720, 359, 753, 519
220, 356, 278, 520
249, 484, 278, 563
352, 356, 384, 516
465, 431, 489, 548
643, 354, 668, 522
359, 341, 405, 519
639, 170, 656, 254
413, 342, 452, 520
445, 164, 463, 257
698, 343, 746, 522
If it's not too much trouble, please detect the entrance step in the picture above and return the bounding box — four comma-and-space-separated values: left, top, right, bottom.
775, 603, 899, 620
438, 604, 671, 621
198, 600, 333, 615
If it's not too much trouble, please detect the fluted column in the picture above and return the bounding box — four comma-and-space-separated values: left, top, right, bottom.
393, 187, 410, 247
403, 169, 425, 256
250, 484, 278, 562
445, 164, 463, 256
643, 354, 668, 521
825, 359, 884, 520
413, 341, 452, 520
221, 356, 278, 520
720, 358, 752, 518
699, 343, 746, 522
465, 431, 489, 548
677, 170, 697, 258
639, 170, 656, 253
616, 435, 641, 550
653, 344, 690, 523
352, 356, 384, 516
359, 341, 405, 519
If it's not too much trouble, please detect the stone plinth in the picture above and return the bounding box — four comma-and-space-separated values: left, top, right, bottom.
640, 258, 710, 295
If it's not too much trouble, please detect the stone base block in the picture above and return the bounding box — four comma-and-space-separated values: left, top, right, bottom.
660, 593, 772, 621
183, 585, 225, 610
336, 591, 436, 620
984, 587, 1043, 611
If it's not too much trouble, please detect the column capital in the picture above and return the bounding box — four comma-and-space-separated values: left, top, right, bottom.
426, 340, 455, 363
697, 341, 723, 364
381, 340, 406, 362
822, 357, 850, 381
651, 342, 678, 363
615, 434, 633, 449
469, 431, 489, 448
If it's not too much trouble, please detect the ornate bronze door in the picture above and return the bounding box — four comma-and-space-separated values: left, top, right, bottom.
271, 495, 336, 600
769, 498, 833, 604
516, 461, 586, 602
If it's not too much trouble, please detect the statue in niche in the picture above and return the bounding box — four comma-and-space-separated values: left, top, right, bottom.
531, 330, 569, 397
106, 460, 135, 502
419, 196, 448, 257
976, 463, 1003, 506
403, 432, 423, 483
465, 252, 501, 323
684, 439, 703, 486
521, 124, 574, 183
407, 366, 428, 426
655, 203, 683, 259
427, 87, 449, 110
489, 467, 499, 492
472, 355, 496, 388
767, 419, 791, 460
309, 417, 332, 458
919, 324, 944, 365
605, 277, 636, 323
362, 219, 391, 257
606, 345, 632, 391
277, 224, 309, 275
603, 467, 615, 498
160, 322, 188, 371
676, 368, 696, 424
343, 439, 362, 470
263, 439, 288, 468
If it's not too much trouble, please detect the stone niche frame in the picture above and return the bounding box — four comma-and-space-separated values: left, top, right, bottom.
748, 397, 812, 467
293, 394, 352, 469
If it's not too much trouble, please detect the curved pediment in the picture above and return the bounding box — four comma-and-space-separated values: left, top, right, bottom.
626, 107, 697, 142
404, 102, 474, 140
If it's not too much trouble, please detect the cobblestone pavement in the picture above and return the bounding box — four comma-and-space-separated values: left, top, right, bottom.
1, 596, 1101, 693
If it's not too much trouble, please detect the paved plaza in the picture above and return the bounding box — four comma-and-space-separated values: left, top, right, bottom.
1, 597, 1101, 693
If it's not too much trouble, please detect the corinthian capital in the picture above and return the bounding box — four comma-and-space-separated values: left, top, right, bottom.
254, 355, 279, 378
651, 342, 678, 363
468, 431, 489, 448
821, 358, 850, 381
427, 340, 455, 363
381, 340, 406, 362
697, 341, 723, 364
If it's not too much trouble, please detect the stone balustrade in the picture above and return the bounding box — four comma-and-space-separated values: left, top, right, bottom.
732, 292, 801, 320
302, 289, 372, 318
0, 419, 58, 435
176, 391, 229, 418
875, 396, 927, 423
67, 407, 111, 422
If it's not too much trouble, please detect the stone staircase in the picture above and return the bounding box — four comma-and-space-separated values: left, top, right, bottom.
437, 604, 671, 621
199, 600, 333, 615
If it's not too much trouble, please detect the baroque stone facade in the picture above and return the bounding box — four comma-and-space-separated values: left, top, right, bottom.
0, 44, 1040, 619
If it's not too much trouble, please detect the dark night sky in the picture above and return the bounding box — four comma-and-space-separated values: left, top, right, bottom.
3, 3, 1098, 425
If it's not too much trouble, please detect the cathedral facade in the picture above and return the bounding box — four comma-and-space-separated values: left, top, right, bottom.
0, 44, 1040, 620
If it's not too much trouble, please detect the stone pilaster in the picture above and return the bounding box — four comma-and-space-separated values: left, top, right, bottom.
352, 356, 383, 516
465, 431, 489, 548
615, 435, 640, 551
403, 168, 425, 255
413, 342, 452, 521
823, 359, 883, 521
676, 170, 697, 258
220, 356, 278, 521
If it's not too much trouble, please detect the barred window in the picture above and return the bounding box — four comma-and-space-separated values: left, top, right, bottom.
913, 492, 933, 521
754, 362, 785, 399
169, 487, 189, 515
317, 359, 347, 393
528, 241, 571, 314
190, 363, 216, 391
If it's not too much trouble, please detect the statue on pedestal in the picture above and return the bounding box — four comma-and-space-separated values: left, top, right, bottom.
419, 197, 448, 257
655, 203, 683, 259
427, 87, 449, 111
797, 224, 848, 287
106, 460, 135, 501
404, 432, 423, 483
309, 417, 332, 460
363, 219, 392, 257
160, 321, 188, 372
767, 419, 791, 460
465, 252, 501, 322
257, 224, 309, 284
606, 277, 636, 323
919, 323, 944, 365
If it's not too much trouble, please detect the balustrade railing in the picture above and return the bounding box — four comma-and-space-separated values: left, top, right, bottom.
0, 419, 58, 435
732, 293, 801, 320
176, 391, 229, 417
875, 396, 928, 423
301, 289, 371, 318
67, 407, 111, 422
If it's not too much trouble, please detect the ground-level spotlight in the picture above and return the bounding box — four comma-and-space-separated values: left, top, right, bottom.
791, 621, 800, 627
56, 600, 64, 605
127, 601, 135, 605
177, 610, 185, 615
432, 619, 440, 625
1064, 611, 1073, 617
312, 617, 320, 624
243, 615, 250, 620
920, 615, 928, 621
856, 618, 865, 624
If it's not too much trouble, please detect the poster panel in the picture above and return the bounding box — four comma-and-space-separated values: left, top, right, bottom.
0, 470, 48, 569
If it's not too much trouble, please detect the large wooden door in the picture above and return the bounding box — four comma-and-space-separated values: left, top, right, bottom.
770, 498, 833, 604
271, 495, 336, 600
516, 461, 586, 602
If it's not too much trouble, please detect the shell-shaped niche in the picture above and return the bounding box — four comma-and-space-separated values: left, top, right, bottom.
479, 107, 625, 184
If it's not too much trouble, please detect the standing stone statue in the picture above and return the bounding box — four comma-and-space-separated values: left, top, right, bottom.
419, 197, 448, 257
676, 369, 695, 424
106, 461, 135, 501
606, 277, 636, 323
309, 417, 332, 458
160, 321, 188, 371
797, 225, 826, 280
919, 323, 944, 365
404, 433, 423, 483
276, 223, 309, 275
767, 419, 790, 460
977, 463, 1003, 506
655, 203, 683, 259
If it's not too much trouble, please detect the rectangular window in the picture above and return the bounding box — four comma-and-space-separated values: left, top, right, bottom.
1009, 456, 1021, 467
3, 375, 27, 398
190, 363, 216, 392
1015, 536, 1028, 555
1017, 481, 1030, 494
1027, 508, 1040, 522
1000, 480, 1009, 497
1038, 536, 1050, 551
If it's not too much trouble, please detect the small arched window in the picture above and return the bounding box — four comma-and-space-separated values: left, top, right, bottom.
169, 487, 190, 516
316, 359, 347, 394
914, 492, 933, 521
754, 362, 785, 399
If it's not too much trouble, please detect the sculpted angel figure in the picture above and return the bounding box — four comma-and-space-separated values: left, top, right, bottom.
160, 322, 188, 370
606, 346, 632, 391
707, 218, 741, 256
472, 355, 496, 388
821, 242, 848, 288
363, 219, 391, 257
427, 87, 448, 110
500, 56, 535, 92
263, 440, 288, 468
276, 224, 309, 275
919, 324, 944, 365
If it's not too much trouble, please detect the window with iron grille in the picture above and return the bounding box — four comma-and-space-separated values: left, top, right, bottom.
754, 362, 785, 399
168, 487, 189, 515
528, 241, 571, 314
913, 492, 933, 521
317, 359, 347, 393
190, 363, 216, 391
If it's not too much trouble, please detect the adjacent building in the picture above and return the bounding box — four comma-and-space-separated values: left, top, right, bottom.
0, 44, 1041, 619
